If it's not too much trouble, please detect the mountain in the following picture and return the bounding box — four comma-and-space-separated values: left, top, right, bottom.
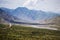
10, 7, 60, 23
51, 16, 60, 27
0, 8, 28, 24
0, 7, 60, 24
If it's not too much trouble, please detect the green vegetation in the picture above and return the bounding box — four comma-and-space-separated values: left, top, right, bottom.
0, 24, 60, 40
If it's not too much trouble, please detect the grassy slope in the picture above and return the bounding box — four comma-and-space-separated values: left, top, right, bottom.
0, 24, 60, 40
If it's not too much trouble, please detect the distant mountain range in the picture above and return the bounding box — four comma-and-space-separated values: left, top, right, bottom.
0, 7, 60, 24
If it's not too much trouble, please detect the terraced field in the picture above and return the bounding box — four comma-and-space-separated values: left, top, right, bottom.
0, 24, 60, 40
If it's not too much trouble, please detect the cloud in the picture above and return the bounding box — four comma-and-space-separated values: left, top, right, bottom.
23, 0, 60, 13
23, 0, 37, 6
0, 0, 60, 13
0, 0, 26, 9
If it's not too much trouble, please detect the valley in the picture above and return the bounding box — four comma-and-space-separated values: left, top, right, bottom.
0, 24, 60, 40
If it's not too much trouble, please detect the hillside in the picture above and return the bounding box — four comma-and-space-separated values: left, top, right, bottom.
0, 7, 60, 23
50, 16, 60, 30
0, 24, 60, 40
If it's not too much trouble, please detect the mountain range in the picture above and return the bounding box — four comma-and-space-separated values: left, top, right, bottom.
0, 7, 60, 24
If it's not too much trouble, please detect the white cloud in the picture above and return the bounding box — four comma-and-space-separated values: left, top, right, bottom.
23, 0, 37, 6
0, 0, 60, 13
23, 0, 60, 13
0, 0, 26, 9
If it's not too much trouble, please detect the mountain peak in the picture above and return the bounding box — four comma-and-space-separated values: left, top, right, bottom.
0, 7, 60, 23
16, 7, 28, 10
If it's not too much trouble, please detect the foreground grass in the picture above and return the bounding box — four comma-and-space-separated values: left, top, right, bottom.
0, 24, 60, 40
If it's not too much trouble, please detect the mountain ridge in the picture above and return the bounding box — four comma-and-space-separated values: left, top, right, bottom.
0, 7, 60, 24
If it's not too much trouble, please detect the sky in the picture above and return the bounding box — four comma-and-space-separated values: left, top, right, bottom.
0, 0, 60, 13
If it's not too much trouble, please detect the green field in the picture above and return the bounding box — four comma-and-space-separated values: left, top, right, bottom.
0, 24, 60, 40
